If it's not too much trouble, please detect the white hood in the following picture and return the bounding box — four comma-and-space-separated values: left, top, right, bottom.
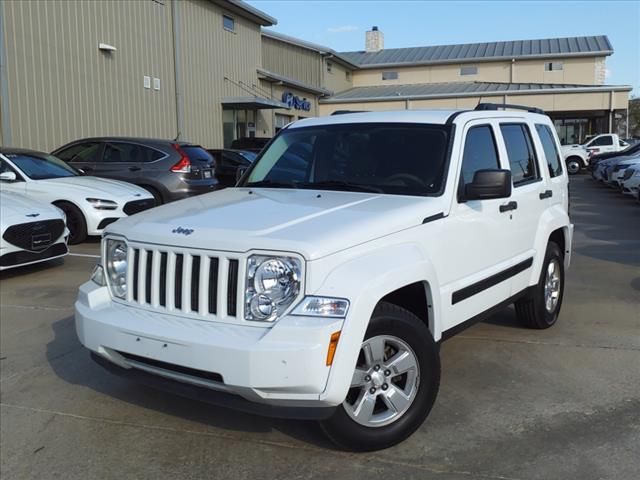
106, 188, 446, 260
0, 191, 64, 228
37, 176, 151, 200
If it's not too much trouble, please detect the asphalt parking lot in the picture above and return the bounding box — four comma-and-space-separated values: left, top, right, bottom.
1, 177, 639, 480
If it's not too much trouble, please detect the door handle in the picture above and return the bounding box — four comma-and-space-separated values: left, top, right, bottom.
129, 166, 141, 172
539, 190, 553, 199
499, 201, 518, 213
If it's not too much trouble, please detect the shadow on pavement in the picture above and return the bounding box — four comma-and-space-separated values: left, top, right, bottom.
45, 315, 336, 450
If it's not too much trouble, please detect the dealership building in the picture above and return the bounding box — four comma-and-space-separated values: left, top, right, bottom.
0, 0, 632, 151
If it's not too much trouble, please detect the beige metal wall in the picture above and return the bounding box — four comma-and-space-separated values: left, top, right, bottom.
319, 90, 629, 116
256, 79, 319, 136
323, 59, 353, 94
352, 57, 601, 88
261, 36, 323, 89
2, 0, 177, 151
178, 0, 263, 148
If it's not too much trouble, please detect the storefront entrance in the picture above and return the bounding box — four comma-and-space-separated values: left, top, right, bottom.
223, 109, 257, 148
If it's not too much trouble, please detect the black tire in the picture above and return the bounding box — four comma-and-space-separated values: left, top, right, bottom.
565, 157, 582, 175
55, 201, 87, 245
515, 242, 565, 329
319, 301, 440, 451
140, 185, 163, 205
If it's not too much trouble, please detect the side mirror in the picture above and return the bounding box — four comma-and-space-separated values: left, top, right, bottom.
235, 166, 248, 183
0, 171, 17, 182
464, 169, 512, 200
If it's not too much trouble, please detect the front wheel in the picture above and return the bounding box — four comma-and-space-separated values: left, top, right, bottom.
565, 157, 582, 175
319, 302, 440, 451
515, 242, 565, 329
55, 201, 87, 244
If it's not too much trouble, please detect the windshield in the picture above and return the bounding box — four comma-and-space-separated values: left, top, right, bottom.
5, 153, 79, 180
242, 123, 451, 196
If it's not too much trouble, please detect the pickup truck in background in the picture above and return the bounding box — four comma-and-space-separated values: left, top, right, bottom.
561, 134, 629, 175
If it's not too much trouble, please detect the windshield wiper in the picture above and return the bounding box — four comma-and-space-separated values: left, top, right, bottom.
245, 179, 298, 189
300, 180, 384, 194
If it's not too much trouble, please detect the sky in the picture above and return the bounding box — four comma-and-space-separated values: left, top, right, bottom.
246, 0, 640, 95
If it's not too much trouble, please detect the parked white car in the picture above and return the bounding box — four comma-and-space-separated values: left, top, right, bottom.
0, 191, 69, 270
562, 133, 628, 175
608, 156, 640, 187
621, 169, 640, 202
76, 105, 573, 451
0, 148, 156, 244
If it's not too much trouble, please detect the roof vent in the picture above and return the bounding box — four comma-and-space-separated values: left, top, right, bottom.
366, 26, 384, 53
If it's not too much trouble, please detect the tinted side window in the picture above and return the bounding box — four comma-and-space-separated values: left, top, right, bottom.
535, 124, 563, 178
103, 143, 161, 163
57, 143, 103, 163
460, 125, 500, 185
591, 136, 613, 146
500, 124, 540, 185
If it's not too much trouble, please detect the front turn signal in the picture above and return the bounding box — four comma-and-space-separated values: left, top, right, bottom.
326, 331, 341, 366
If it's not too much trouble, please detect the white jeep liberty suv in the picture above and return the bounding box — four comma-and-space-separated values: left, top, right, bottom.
76, 104, 573, 451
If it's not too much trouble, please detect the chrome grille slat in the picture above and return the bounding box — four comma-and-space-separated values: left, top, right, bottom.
124, 245, 239, 321
181, 254, 192, 315
198, 256, 209, 315
150, 250, 161, 308
137, 249, 147, 305
166, 251, 176, 311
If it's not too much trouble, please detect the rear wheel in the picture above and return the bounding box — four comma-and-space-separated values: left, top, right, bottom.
565, 157, 582, 175
320, 302, 440, 451
515, 242, 564, 329
55, 201, 87, 244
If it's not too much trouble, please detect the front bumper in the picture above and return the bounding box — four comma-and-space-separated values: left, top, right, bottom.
75, 281, 344, 410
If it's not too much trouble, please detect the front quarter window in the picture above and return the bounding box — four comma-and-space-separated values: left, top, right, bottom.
243, 123, 451, 196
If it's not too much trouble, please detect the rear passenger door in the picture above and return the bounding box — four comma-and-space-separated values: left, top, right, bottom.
535, 123, 567, 212
497, 122, 548, 295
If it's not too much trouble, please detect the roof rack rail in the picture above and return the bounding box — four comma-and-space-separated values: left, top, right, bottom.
330, 110, 368, 115
474, 103, 545, 115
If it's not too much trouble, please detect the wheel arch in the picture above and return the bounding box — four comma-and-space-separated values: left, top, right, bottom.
313, 244, 442, 405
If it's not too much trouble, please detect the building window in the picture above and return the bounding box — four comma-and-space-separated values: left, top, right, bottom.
326, 61, 333, 73
460, 66, 478, 76
382, 71, 398, 81
275, 113, 293, 133
223, 15, 235, 32
345, 70, 351, 81
544, 62, 563, 71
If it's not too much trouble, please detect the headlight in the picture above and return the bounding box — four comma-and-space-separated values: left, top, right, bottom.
87, 198, 118, 210
245, 255, 301, 322
291, 296, 349, 318
105, 239, 128, 298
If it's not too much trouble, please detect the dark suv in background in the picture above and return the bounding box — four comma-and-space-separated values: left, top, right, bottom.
53, 138, 219, 204
207, 149, 257, 187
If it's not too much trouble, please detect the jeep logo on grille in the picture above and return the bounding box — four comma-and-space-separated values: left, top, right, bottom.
172, 227, 194, 236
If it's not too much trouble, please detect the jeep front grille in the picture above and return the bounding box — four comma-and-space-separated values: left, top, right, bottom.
126, 246, 240, 319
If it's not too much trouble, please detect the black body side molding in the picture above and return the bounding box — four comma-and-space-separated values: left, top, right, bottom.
451, 257, 533, 305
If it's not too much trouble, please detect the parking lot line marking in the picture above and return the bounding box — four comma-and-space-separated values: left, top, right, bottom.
456, 335, 640, 351
68, 253, 100, 259
1, 304, 72, 311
